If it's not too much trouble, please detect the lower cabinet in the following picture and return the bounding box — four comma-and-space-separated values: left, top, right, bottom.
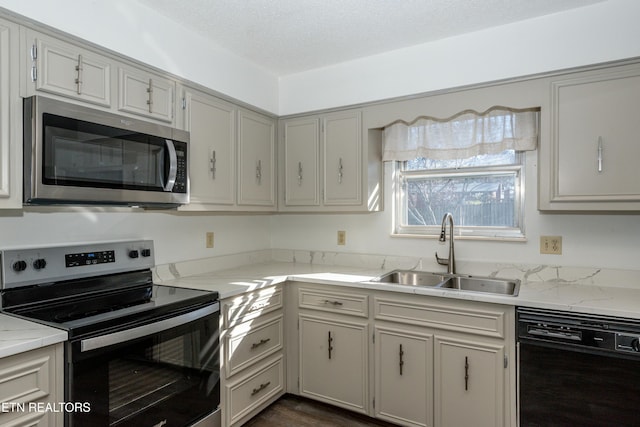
288, 282, 516, 427
220, 285, 285, 427
0, 343, 63, 427
299, 315, 368, 413
434, 337, 505, 427
375, 326, 433, 427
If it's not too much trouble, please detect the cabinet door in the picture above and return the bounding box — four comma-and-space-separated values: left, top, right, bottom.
434, 337, 505, 427
299, 315, 368, 414
118, 66, 174, 123
283, 118, 320, 206
237, 109, 276, 208
547, 67, 640, 209
31, 32, 111, 107
0, 19, 20, 209
323, 111, 362, 206
375, 327, 433, 427
181, 89, 236, 209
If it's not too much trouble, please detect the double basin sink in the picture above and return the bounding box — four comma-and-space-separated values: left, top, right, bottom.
371, 270, 520, 296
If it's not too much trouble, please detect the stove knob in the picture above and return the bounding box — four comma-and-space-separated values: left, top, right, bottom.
12, 260, 27, 272
33, 258, 47, 270
129, 250, 139, 259
632, 338, 640, 352
141, 248, 151, 257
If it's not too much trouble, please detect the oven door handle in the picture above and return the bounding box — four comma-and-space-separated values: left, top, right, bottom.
80, 302, 219, 352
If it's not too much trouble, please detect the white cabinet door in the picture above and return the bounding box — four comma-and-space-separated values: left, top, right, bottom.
283, 118, 320, 206
180, 89, 236, 209
299, 315, 368, 414
118, 66, 174, 123
542, 65, 640, 210
29, 31, 111, 107
0, 19, 20, 209
434, 336, 505, 427
375, 327, 433, 427
323, 111, 362, 206
237, 109, 276, 208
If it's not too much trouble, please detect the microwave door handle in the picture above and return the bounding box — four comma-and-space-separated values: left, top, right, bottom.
163, 139, 178, 191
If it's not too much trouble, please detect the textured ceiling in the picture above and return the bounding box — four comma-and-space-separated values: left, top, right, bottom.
136, 0, 605, 76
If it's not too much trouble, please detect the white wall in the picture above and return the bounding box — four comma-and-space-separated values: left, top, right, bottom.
270, 159, 640, 272
0, 210, 272, 265
0, 0, 279, 113
1, 1, 639, 273
279, 0, 640, 114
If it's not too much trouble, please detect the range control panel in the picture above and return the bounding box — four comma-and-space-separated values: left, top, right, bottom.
1, 240, 154, 289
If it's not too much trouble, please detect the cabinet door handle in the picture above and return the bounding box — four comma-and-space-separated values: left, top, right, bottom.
74, 54, 83, 95
256, 159, 262, 184
251, 381, 271, 396
298, 161, 303, 185
328, 331, 334, 359
597, 136, 603, 173
464, 356, 469, 391
323, 299, 343, 306
338, 157, 344, 183
399, 344, 404, 376
251, 338, 271, 349
146, 78, 154, 113
210, 149, 217, 178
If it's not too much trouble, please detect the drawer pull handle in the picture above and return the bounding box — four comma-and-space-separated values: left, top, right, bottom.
251, 381, 271, 396
399, 344, 404, 376
250, 302, 268, 311
251, 338, 271, 349
328, 331, 334, 359
323, 299, 343, 306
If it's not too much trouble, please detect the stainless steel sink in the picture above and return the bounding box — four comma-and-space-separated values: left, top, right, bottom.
440, 275, 520, 296
371, 270, 520, 296
373, 270, 448, 287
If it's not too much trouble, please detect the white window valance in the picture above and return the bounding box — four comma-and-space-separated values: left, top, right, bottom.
383, 106, 540, 161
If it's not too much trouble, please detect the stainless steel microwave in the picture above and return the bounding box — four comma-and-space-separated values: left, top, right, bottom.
23, 96, 189, 207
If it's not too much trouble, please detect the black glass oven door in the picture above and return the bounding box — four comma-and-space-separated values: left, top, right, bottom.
67, 306, 219, 427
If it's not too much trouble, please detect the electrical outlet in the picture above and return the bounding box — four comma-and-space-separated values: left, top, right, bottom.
540, 235, 562, 255
337, 230, 346, 245
206, 232, 214, 248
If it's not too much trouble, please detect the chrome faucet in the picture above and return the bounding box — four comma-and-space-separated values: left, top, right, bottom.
435, 212, 456, 274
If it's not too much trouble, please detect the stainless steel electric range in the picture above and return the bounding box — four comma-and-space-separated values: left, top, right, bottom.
0, 240, 220, 427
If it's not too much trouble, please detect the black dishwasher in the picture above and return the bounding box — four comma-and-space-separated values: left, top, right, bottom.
517, 307, 640, 427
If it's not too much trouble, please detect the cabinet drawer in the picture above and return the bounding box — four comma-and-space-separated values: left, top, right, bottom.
225, 356, 284, 426
298, 288, 368, 317
225, 314, 283, 377
374, 296, 506, 339
0, 345, 60, 426
223, 286, 283, 328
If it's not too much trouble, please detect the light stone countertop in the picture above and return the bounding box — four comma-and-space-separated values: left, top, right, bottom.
0, 314, 67, 358
156, 258, 640, 321
5, 248, 640, 359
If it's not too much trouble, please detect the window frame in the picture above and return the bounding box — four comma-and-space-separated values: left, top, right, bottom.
393, 153, 526, 241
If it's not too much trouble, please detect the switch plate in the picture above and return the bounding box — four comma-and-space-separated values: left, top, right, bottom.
206, 232, 214, 248
540, 235, 562, 255
337, 230, 346, 245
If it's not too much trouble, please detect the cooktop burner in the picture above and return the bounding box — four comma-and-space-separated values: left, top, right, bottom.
0, 240, 218, 339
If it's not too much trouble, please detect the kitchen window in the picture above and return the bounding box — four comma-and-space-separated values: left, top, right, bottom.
384, 107, 539, 240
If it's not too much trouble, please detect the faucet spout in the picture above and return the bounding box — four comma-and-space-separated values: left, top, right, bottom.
435, 212, 455, 274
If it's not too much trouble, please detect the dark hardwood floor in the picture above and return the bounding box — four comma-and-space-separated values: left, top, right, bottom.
244, 395, 398, 427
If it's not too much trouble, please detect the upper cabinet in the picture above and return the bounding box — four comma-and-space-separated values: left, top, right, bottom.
24, 30, 112, 107
118, 65, 175, 124
178, 87, 236, 210
237, 109, 276, 209
280, 110, 382, 212
540, 64, 640, 211
0, 18, 21, 209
